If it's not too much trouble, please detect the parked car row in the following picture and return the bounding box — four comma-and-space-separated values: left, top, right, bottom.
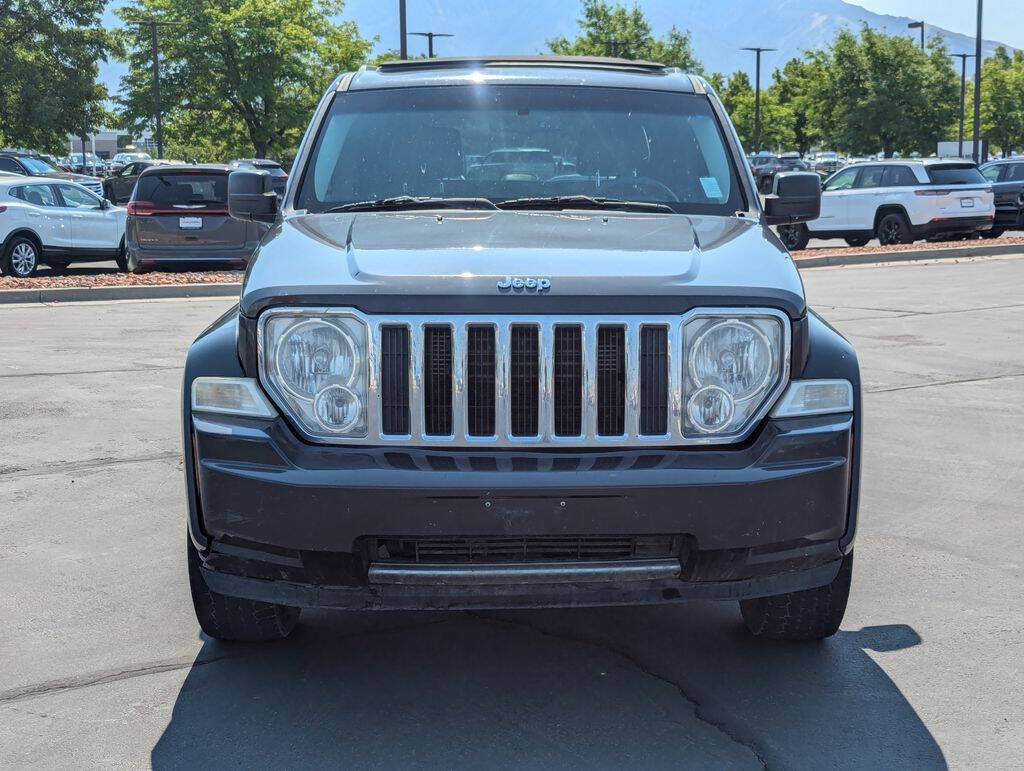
775, 159, 1001, 250
1, 163, 272, 277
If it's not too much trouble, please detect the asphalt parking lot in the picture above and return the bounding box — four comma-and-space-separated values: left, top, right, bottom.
1, 255, 1022, 768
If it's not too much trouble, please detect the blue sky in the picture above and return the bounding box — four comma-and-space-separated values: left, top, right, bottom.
857, 0, 1021, 48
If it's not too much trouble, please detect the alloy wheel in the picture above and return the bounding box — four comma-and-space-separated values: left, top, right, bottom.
10, 242, 37, 277
880, 219, 903, 245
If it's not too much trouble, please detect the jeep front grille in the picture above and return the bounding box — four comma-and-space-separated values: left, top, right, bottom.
363, 314, 692, 447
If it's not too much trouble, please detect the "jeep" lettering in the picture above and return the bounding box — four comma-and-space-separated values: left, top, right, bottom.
497, 276, 552, 293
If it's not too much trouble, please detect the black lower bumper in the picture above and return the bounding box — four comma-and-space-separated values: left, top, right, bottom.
189, 410, 855, 609
913, 215, 994, 237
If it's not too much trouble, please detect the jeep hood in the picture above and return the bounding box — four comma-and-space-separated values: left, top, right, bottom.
240, 210, 805, 317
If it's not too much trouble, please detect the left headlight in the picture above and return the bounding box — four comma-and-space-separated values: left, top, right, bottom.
683, 314, 786, 439
259, 311, 368, 437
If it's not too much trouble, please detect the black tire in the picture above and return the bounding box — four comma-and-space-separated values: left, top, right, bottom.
777, 223, 810, 251
3, 235, 40, 278
740, 552, 853, 641
115, 238, 127, 272
187, 537, 300, 642
844, 236, 871, 247
981, 228, 1004, 239
876, 213, 914, 245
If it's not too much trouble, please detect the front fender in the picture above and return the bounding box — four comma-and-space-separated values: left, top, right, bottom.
800, 309, 862, 552
182, 305, 244, 549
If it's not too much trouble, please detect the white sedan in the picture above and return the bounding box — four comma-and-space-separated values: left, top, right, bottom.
0, 176, 127, 277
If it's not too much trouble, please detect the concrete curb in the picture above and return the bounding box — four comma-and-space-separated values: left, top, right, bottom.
793, 241, 1024, 269
0, 282, 241, 305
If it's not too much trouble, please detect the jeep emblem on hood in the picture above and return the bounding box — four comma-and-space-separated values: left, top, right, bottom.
497, 276, 552, 293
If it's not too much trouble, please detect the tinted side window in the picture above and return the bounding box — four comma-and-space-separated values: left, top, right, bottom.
980, 165, 1002, 182
23, 185, 58, 206
855, 166, 885, 188
882, 166, 919, 186
1006, 164, 1024, 182
0, 157, 23, 173
58, 184, 102, 209
927, 165, 985, 185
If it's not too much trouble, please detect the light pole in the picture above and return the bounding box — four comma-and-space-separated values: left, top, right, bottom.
409, 31, 453, 58
399, 0, 407, 59
950, 53, 974, 158
125, 19, 182, 159
907, 21, 925, 50
973, 0, 983, 163
742, 47, 775, 152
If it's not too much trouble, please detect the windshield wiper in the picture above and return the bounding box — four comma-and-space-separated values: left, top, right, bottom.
324, 196, 498, 213
497, 195, 675, 213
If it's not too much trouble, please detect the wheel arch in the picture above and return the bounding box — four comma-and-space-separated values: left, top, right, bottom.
3, 227, 44, 255
873, 204, 910, 231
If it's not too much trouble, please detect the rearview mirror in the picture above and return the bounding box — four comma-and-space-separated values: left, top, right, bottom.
764, 172, 821, 225
228, 169, 278, 223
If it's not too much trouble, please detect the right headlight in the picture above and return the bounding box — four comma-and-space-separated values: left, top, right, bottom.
683, 314, 786, 439
259, 310, 368, 438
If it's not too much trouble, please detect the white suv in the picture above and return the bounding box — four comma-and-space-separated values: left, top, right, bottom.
0, 176, 127, 277
778, 160, 994, 250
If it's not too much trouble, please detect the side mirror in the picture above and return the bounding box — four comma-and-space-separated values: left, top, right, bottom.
764, 171, 821, 224
228, 169, 278, 223
99, 198, 110, 210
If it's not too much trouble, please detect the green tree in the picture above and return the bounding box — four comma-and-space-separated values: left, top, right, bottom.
0, 0, 111, 152
769, 57, 823, 155
548, 0, 701, 71
807, 26, 958, 157
977, 47, 1024, 155
115, 0, 373, 159
715, 70, 793, 152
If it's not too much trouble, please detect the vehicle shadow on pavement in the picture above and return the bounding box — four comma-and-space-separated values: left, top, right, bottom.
151, 604, 944, 769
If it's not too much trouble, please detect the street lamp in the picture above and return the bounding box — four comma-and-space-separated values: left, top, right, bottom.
907, 21, 925, 51
399, 0, 407, 59
973, 0, 983, 163
125, 18, 184, 159
950, 54, 975, 158
409, 31, 453, 58
741, 47, 776, 152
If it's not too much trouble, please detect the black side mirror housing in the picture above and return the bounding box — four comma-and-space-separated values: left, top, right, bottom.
764, 171, 821, 225
228, 169, 279, 223
99, 198, 109, 210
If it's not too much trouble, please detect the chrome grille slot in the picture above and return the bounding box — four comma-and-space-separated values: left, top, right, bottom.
342, 311, 789, 447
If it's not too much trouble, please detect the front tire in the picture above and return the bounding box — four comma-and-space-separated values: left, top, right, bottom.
777, 223, 810, 251
876, 213, 914, 245
115, 238, 127, 272
740, 552, 853, 641
844, 236, 871, 247
187, 537, 300, 642
3, 236, 40, 278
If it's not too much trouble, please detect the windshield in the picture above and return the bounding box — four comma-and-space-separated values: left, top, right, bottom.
296, 85, 745, 215
22, 157, 56, 174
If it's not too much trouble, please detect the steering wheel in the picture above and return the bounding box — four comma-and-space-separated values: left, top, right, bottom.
598, 176, 679, 202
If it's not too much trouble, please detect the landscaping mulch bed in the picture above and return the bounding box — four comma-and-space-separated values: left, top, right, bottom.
792, 235, 1024, 260
0, 271, 244, 290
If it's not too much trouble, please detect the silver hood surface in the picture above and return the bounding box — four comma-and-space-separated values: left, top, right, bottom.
240, 210, 806, 317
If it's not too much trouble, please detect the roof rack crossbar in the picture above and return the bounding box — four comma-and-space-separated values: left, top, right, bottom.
375, 55, 668, 73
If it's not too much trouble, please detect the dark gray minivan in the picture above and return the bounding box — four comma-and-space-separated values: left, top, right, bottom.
124, 164, 266, 272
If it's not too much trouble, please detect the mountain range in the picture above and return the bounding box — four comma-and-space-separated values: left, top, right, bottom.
98, 0, 1017, 96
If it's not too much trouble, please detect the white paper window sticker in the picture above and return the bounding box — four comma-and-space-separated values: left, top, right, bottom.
700, 176, 723, 199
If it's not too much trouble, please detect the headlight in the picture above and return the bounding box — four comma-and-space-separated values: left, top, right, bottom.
260, 311, 368, 437
683, 314, 786, 439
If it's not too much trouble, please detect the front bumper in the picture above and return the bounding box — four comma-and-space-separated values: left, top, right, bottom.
993, 205, 1023, 229
190, 410, 855, 609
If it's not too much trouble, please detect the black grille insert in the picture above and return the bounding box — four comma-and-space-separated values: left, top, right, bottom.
640, 326, 668, 435
423, 325, 453, 435
380, 326, 410, 434
554, 325, 583, 436
597, 326, 625, 435
467, 326, 496, 436
510, 325, 539, 436
367, 535, 679, 563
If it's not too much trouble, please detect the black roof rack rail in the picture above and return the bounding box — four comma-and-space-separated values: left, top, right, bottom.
375, 55, 668, 73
